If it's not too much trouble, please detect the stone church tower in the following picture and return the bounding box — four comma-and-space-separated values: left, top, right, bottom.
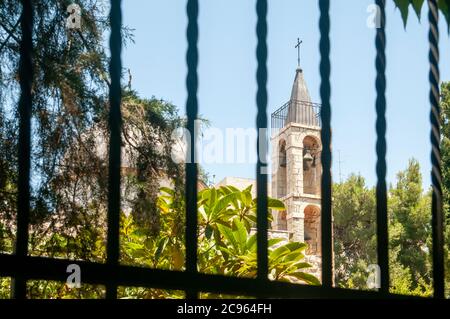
271, 67, 322, 260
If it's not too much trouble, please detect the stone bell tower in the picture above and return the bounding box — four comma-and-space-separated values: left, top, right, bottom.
271, 66, 322, 258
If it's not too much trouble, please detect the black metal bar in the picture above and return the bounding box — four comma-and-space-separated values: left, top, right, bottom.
318, 0, 333, 288
106, 0, 123, 300
185, 0, 199, 299
12, 0, 33, 299
427, 0, 445, 299
256, 0, 269, 282
0, 254, 420, 299
375, 0, 389, 295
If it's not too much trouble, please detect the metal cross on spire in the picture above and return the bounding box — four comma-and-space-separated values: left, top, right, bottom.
295, 38, 303, 68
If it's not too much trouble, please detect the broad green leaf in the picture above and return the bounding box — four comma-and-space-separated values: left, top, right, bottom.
212, 192, 237, 217
231, 195, 241, 211
217, 224, 238, 251
394, 0, 410, 27
278, 261, 310, 277
233, 218, 248, 253
289, 272, 321, 285
209, 187, 216, 208
268, 238, 285, 247
155, 237, 169, 263
218, 246, 233, 258
198, 206, 208, 222
247, 215, 257, 224
199, 188, 208, 200
283, 242, 307, 252
242, 189, 252, 207
226, 185, 240, 193
159, 186, 175, 196
292, 262, 312, 270
143, 238, 154, 250
267, 198, 285, 210
246, 233, 257, 252
242, 218, 252, 232
219, 186, 232, 195
411, 0, 424, 19
280, 251, 304, 263
125, 242, 144, 251
270, 245, 290, 262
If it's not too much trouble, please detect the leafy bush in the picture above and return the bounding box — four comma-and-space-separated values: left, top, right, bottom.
120, 185, 319, 298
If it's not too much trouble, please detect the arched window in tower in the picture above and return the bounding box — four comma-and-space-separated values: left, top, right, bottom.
277, 210, 287, 231
304, 205, 321, 255
302, 136, 321, 195
277, 139, 287, 197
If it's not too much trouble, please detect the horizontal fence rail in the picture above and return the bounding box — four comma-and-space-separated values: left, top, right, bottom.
0, 254, 420, 299
0, 0, 445, 299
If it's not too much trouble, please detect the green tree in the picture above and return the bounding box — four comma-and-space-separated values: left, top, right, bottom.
389, 159, 432, 295
333, 174, 377, 289
333, 161, 434, 296
0, 0, 114, 257
439, 81, 450, 297
0, 0, 184, 260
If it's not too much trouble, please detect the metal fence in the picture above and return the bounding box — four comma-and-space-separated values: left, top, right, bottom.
0, 0, 445, 299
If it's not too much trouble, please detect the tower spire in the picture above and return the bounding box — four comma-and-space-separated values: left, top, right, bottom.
295, 38, 303, 68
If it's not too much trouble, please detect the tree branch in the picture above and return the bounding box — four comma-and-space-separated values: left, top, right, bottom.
0, 18, 20, 54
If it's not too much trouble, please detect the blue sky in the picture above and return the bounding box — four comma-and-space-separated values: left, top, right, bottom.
122, 0, 450, 189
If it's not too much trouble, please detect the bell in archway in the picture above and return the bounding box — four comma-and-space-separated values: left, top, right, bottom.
303, 151, 313, 170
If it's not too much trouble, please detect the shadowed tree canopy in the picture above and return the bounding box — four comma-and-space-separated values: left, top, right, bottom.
0, 0, 185, 261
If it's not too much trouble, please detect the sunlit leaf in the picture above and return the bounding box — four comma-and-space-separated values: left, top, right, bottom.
246, 233, 257, 252
267, 198, 285, 210
154, 237, 169, 264
233, 218, 248, 253
217, 223, 238, 251
212, 192, 237, 217
159, 186, 174, 196
289, 272, 321, 285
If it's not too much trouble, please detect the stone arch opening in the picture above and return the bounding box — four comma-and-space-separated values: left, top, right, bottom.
302, 135, 321, 195
304, 205, 321, 255
277, 210, 287, 231
277, 139, 287, 197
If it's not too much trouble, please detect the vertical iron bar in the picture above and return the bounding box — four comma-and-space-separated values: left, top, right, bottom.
12, 0, 33, 299
319, 0, 333, 288
186, 0, 199, 299
375, 0, 389, 295
256, 0, 268, 281
106, 0, 122, 300
427, 0, 444, 299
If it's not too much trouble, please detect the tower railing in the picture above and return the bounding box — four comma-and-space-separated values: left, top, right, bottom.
271, 100, 322, 137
